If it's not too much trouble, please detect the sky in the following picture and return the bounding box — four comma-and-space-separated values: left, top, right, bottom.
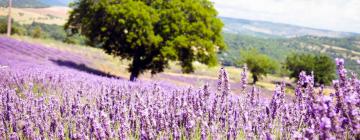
211, 0, 360, 33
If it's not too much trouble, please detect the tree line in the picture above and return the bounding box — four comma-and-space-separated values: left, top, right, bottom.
240, 49, 336, 85
0, 16, 87, 44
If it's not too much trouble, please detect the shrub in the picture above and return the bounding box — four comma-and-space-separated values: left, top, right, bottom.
31, 26, 43, 38
238, 49, 279, 84
285, 53, 336, 85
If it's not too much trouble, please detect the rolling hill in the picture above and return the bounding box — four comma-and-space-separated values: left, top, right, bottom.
0, 0, 46, 8
221, 17, 358, 38
0, 0, 71, 8
219, 17, 360, 74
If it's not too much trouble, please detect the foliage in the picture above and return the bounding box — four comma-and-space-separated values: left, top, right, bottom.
238, 49, 279, 84
26, 22, 66, 40
30, 25, 42, 38
295, 35, 360, 52
219, 33, 305, 66
285, 53, 336, 85
65, 0, 226, 81
63, 33, 88, 45
0, 37, 359, 139
0, 16, 26, 35
0, 16, 87, 45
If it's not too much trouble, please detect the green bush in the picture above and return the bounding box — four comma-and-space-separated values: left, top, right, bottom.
238, 49, 279, 84
26, 22, 66, 40
31, 26, 42, 38
0, 17, 25, 35
285, 53, 336, 85
0, 16, 88, 46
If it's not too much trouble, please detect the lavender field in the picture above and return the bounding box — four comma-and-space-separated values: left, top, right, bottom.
0, 37, 359, 139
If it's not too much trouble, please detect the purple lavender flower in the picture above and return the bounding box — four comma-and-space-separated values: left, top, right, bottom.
217, 68, 224, 91
240, 64, 248, 91
222, 68, 230, 95
9, 132, 19, 140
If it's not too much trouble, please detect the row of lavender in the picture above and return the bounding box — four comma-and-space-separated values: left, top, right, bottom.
1, 58, 359, 139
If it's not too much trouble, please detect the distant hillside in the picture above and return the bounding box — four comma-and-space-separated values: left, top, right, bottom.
219, 33, 360, 73
0, 0, 46, 8
0, 0, 71, 8
221, 17, 358, 38
41, 0, 72, 6
0, 7, 69, 25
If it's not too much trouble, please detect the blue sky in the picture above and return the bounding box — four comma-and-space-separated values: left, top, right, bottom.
212, 0, 360, 33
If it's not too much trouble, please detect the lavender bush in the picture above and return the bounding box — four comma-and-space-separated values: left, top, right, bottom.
0, 37, 359, 139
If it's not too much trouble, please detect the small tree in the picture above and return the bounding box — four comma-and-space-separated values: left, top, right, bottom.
0, 17, 24, 35
285, 53, 336, 85
65, 0, 226, 81
239, 49, 278, 84
31, 26, 42, 38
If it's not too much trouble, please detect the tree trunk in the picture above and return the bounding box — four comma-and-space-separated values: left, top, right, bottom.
252, 74, 258, 84
129, 70, 139, 82
129, 55, 141, 82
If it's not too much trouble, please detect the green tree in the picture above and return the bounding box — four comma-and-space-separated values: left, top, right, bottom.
239, 49, 279, 84
65, 0, 226, 81
31, 26, 42, 38
27, 22, 66, 40
0, 17, 25, 35
285, 53, 336, 85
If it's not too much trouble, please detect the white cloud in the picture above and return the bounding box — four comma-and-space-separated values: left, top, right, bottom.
212, 0, 360, 33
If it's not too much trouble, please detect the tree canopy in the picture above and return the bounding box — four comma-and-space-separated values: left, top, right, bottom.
285, 53, 336, 85
238, 49, 279, 84
65, 0, 226, 81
